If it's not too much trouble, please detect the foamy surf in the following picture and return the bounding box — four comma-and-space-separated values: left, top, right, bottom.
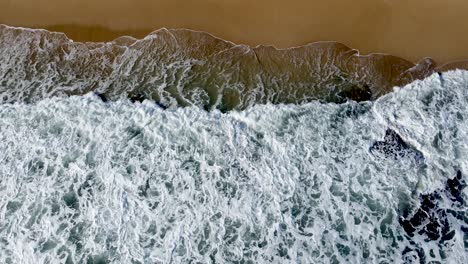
3, 24, 468, 111
0, 71, 467, 263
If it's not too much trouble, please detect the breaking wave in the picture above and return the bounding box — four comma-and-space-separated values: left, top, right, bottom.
0, 70, 467, 263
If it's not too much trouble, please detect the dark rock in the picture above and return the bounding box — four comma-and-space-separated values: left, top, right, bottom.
129, 93, 146, 103
95, 93, 108, 102
155, 102, 168, 110
336, 84, 372, 103
370, 129, 424, 162
398, 171, 467, 262
446, 171, 466, 205
399, 171, 466, 242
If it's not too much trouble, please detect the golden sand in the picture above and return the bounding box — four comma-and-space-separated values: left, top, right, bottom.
1, 0, 468, 63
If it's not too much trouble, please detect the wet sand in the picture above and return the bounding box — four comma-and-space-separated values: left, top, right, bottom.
1, 0, 468, 63
2, 24, 467, 109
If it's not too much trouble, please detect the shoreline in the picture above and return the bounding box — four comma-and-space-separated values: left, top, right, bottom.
1, 24, 468, 110
4, 24, 468, 69
3, 0, 468, 64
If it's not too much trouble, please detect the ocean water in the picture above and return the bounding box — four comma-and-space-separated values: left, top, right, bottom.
1, 25, 438, 111
0, 70, 467, 263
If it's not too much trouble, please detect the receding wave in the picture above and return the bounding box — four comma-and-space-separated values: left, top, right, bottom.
2, 24, 468, 111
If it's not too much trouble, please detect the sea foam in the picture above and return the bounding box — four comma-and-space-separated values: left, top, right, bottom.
0, 24, 454, 110
0, 71, 467, 263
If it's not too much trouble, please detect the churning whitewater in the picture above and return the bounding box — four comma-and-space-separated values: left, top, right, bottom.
0, 71, 467, 263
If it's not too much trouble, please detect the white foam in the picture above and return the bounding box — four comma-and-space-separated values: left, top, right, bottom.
0, 71, 467, 263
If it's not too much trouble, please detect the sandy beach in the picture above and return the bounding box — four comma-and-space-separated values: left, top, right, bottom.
1, 2, 468, 263
1, 0, 468, 63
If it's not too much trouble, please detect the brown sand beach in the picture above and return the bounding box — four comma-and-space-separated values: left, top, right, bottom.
1, 0, 468, 64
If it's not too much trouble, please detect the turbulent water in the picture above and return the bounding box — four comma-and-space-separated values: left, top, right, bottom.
0, 69, 467, 263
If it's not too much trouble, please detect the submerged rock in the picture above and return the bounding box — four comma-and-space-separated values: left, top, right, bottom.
370, 129, 424, 162
399, 171, 467, 260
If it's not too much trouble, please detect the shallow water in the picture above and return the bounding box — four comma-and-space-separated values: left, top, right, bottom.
0, 71, 467, 263
0, 24, 443, 110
